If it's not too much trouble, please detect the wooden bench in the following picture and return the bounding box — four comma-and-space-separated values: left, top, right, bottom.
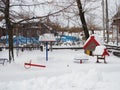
94, 46, 109, 64
0, 58, 9, 65
95, 55, 107, 63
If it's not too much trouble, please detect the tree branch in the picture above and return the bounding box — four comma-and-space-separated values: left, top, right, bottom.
1, 0, 5, 5
15, 1, 76, 24
10, 2, 52, 7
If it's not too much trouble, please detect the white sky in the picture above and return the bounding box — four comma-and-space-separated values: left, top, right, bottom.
9, 0, 120, 27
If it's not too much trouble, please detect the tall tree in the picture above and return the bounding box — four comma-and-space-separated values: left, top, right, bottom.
0, 0, 101, 62
0, 0, 14, 62
76, 0, 89, 40
0, 0, 75, 63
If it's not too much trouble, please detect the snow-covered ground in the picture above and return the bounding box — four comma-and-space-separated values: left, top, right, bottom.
0, 49, 120, 90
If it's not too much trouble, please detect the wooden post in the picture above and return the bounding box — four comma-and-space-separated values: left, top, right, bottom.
96, 55, 99, 63
80, 60, 82, 64
104, 56, 107, 63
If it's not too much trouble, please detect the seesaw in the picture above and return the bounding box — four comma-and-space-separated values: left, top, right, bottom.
24, 60, 46, 69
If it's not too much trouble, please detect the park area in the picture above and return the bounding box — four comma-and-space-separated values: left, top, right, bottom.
0, 0, 120, 90
0, 49, 120, 90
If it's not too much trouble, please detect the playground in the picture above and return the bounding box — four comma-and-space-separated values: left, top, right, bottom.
0, 34, 120, 90
0, 48, 120, 90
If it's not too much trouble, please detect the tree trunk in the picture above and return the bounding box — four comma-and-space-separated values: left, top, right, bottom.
4, 0, 14, 63
76, 0, 89, 40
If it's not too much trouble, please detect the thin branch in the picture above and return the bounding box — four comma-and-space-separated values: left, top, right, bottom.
15, 1, 76, 24
1, 0, 5, 4
10, 2, 50, 7
84, 6, 100, 13
0, 5, 4, 9
0, 8, 4, 13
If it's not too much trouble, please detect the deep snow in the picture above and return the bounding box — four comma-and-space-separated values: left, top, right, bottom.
0, 49, 120, 90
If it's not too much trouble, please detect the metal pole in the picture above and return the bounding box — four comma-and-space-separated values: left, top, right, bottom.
116, 21, 119, 47
102, 0, 105, 42
46, 42, 48, 61
105, 0, 109, 43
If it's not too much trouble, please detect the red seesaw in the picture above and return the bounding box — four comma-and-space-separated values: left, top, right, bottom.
24, 60, 46, 69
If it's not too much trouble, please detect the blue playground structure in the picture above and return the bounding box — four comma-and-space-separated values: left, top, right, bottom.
13, 36, 39, 45
0, 35, 79, 46
56, 35, 79, 42
0, 35, 39, 46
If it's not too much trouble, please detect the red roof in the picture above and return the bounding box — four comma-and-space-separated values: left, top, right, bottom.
83, 36, 100, 49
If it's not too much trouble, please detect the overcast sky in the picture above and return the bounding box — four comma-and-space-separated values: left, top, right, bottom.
10, 0, 120, 27
94, 0, 119, 23
108, 0, 120, 15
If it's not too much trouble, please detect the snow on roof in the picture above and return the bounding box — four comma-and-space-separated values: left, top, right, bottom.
94, 45, 106, 55
39, 33, 56, 41
83, 35, 99, 49
83, 34, 104, 49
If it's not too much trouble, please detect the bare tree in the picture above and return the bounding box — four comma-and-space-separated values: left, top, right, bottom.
0, 0, 76, 62
50, 0, 100, 39
0, 0, 14, 62
0, 0, 48, 62
76, 0, 89, 39
0, 0, 101, 62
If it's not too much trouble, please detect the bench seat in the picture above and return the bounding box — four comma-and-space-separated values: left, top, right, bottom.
0, 58, 9, 65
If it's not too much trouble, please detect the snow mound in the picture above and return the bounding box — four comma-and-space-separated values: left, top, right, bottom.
0, 68, 103, 90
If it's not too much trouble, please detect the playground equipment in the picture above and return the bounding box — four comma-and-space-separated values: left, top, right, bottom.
94, 46, 109, 63
74, 53, 89, 64
83, 35, 100, 56
0, 35, 39, 46
56, 35, 79, 42
24, 60, 46, 69
39, 33, 56, 61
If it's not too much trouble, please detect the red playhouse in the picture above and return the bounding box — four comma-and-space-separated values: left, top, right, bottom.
83, 35, 100, 56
